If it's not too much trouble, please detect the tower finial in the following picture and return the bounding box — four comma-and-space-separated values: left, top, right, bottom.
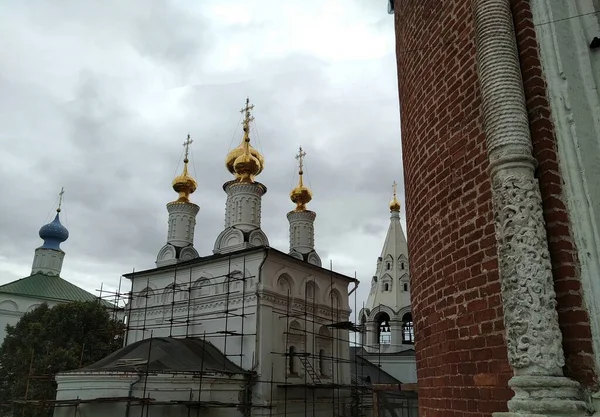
233, 97, 261, 183
225, 97, 264, 180
290, 146, 312, 211
183, 134, 193, 162
296, 146, 306, 186
57, 187, 65, 213
240, 97, 255, 142
172, 134, 198, 203
390, 180, 401, 212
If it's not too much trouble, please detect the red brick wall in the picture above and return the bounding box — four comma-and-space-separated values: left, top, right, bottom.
511, 0, 597, 389
394, 0, 598, 414
394, 2, 512, 416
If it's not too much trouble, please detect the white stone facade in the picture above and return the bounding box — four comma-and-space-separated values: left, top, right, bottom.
214, 181, 269, 254
31, 247, 65, 276
0, 294, 59, 342
54, 247, 355, 417
531, 0, 600, 401
156, 201, 200, 267
287, 210, 322, 267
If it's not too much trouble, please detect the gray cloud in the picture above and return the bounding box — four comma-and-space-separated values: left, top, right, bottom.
0, 0, 404, 313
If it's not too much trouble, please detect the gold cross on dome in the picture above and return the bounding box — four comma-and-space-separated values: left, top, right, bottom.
240, 97, 255, 130
392, 181, 397, 197
295, 146, 307, 173
182, 134, 193, 160
240, 96, 255, 115
57, 187, 65, 212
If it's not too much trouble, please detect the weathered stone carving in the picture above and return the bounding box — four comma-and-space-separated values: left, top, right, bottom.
492, 172, 564, 375
473, 0, 590, 414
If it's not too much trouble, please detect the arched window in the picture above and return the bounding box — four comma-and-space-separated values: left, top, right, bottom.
306, 281, 316, 299
403, 283, 408, 292
401, 262, 405, 269
386, 262, 391, 270
402, 312, 415, 344
384, 283, 389, 291
277, 275, 292, 296
163, 284, 176, 304
377, 313, 391, 345
319, 349, 326, 376
288, 346, 296, 374
137, 288, 154, 306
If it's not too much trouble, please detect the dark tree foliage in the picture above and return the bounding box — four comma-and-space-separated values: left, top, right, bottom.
0, 301, 124, 416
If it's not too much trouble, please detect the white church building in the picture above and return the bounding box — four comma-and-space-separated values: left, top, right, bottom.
0, 191, 107, 344
53, 100, 359, 417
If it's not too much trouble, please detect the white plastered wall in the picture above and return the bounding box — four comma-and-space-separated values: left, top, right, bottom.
531, 0, 600, 381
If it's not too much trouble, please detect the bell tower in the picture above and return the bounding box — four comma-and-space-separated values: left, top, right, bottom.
359, 182, 413, 353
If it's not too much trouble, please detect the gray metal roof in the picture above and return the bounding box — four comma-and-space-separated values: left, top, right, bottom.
349, 347, 404, 386
79, 337, 247, 374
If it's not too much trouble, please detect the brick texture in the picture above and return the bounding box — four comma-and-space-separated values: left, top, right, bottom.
511, 0, 597, 389
394, 2, 512, 417
394, 1, 598, 415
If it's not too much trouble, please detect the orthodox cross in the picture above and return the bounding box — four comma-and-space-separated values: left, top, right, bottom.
183, 134, 193, 161
392, 181, 398, 197
296, 146, 307, 174
57, 187, 65, 213
240, 97, 255, 128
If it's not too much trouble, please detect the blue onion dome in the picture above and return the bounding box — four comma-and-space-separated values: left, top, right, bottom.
38, 211, 69, 250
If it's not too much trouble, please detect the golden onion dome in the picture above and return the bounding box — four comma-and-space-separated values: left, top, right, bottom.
227, 97, 264, 181
290, 182, 312, 211
290, 146, 312, 211
171, 134, 197, 203
172, 160, 197, 202
233, 148, 261, 183
225, 144, 264, 178
389, 196, 401, 212
389, 180, 401, 212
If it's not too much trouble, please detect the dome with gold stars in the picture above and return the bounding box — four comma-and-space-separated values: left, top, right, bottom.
172, 135, 198, 203
290, 146, 313, 211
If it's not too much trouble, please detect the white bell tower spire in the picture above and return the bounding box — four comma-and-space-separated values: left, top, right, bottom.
360, 182, 413, 353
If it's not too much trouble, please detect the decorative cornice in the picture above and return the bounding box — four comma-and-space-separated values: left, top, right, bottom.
166, 201, 200, 214
287, 210, 316, 221
224, 180, 267, 196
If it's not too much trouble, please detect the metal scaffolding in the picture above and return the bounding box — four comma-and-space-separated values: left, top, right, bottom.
0, 252, 418, 417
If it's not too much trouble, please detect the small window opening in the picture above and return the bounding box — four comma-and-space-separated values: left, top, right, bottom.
319, 349, 326, 376
288, 346, 296, 374
404, 283, 408, 292
386, 262, 391, 270
378, 313, 392, 345
402, 313, 415, 344
384, 283, 389, 291
401, 262, 405, 269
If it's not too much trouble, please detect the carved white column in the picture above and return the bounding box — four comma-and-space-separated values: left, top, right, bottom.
156, 201, 200, 267
473, 0, 590, 415
166, 201, 199, 247
287, 210, 321, 266
223, 181, 265, 231
214, 180, 269, 254
32, 248, 65, 276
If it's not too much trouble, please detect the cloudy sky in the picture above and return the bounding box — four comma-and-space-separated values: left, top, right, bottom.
0, 0, 405, 317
